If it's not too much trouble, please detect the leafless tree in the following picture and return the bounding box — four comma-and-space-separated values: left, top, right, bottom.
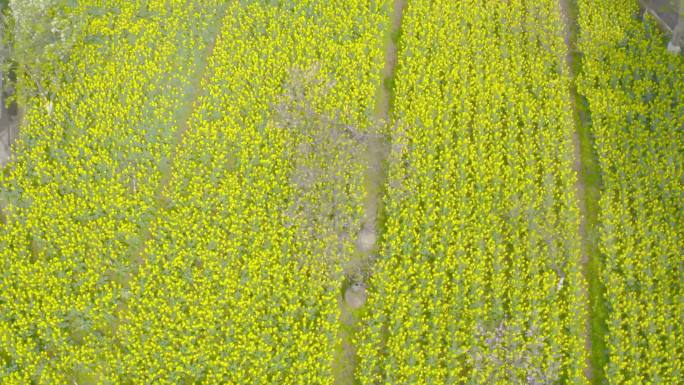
273, 65, 372, 281
671, 0, 684, 52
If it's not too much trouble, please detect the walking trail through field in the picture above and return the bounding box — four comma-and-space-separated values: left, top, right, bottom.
0, 88, 21, 168
558, 0, 607, 383
332, 0, 407, 383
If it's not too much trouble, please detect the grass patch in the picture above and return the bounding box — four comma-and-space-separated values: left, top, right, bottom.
566, 1, 609, 383
574, 88, 609, 385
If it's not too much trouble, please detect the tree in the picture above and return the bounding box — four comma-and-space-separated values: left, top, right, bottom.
2, 0, 86, 110
641, 0, 684, 52
668, 0, 684, 52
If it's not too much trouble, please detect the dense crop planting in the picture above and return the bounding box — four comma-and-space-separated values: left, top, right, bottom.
117, 1, 389, 382
577, 0, 684, 383
3, 0, 392, 383
0, 1, 225, 382
356, 0, 588, 383
0, 0, 681, 384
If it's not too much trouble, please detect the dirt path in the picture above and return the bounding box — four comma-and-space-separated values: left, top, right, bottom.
333, 1, 407, 384
352, 0, 408, 272
0, 116, 15, 166
0, 97, 20, 167
558, 0, 607, 384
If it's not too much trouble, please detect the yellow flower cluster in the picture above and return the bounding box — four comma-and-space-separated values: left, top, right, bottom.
356, 0, 588, 383
2, 0, 677, 383
2, 0, 390, 382
0, 0, 390, 381
98, 1, 388, 384
577, 1, 684, 383
0, 1, 227, 383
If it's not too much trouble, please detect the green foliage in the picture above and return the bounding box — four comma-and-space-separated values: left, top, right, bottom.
3, 0, 87, 106
0, 1, 229, 382
357, 0, 588, 383
0, 0, 680, 384
0, 0, 390, 383
118, 1, 389, 382
577, 1, 684, 383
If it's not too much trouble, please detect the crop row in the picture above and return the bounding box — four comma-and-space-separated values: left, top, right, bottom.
0, 1, 225, 383
356, 0, 588, 383
577, 0, 684, 383
112, 1, 389, 383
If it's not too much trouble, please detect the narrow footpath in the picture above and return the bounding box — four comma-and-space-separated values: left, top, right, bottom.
558, 0, 608, 384
333, 0, 407, 383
